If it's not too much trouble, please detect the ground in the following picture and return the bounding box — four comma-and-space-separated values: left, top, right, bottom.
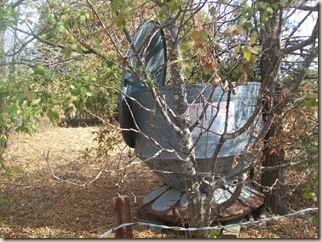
0, 125, 318, 238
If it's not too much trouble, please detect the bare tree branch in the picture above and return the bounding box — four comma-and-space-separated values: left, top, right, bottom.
281, 21, 318, 54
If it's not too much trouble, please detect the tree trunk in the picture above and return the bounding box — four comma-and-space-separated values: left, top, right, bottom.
165, 11, 205, 234
0, 29, 6, 78
260, 1, 290, 215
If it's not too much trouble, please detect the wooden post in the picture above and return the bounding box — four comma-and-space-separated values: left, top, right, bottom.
113, 195, 133, 238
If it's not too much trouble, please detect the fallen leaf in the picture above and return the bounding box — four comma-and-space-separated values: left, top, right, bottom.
211, 75, 221, 86
232, 155, 240, 169
238, 72, 248, 84
203, 62, 216, 74
232, 87, 237, 95
222, 80, 229, 90
27, 91, 33, 102
226, 24, 238, 33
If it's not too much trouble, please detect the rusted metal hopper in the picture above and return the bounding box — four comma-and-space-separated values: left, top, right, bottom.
131, 83, 262, 189
119, 21, 265, 223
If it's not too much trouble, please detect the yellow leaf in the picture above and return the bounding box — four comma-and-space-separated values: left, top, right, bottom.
234, 43, 241, 56
250, 33, 258, 45
60, 15, 67, 22
198, 47, 206, 56
243, 46, 252, 61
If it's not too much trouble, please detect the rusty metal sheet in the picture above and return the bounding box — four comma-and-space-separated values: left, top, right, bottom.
142, 184, 265, 224
219, 199, 250, 219
226, 184, 265, 209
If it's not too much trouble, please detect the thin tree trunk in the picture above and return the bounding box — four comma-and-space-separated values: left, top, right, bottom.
260, 1, 290, 215
0, 30, 6, 77
165, 11, 205, 234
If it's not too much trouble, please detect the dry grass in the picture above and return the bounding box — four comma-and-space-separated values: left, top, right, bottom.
0, 125, 318, 238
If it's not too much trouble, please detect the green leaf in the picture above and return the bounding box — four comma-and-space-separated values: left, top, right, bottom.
31, 98, 41, 106
116, 12, 126, 27
60, 14, 67, 23
61, 45, 73, 58
64, 91, 72, 99
234, 43, 241, 57
86, 89, 92, 97
266, 7, 273, 14
252, 45, 262, 54
146, 79, 154, 89
35, 64, 46, 77
209, 6, 215, 17
306, 95, 318, 107
272, 3, 279, 10
236, 25, 247, 37
111, 0, 121, 13
80, 87, 86, 98
80, 87, 91, 98
209, 229, 221, 238
75, 44, 83, 54
92, 38, 101, 50
182, 62, 193, 78
249, 46, 260, 55
312, 214, 318, 226
196, 30, 208, 42
250, 33, 257, 45
197, 47, 206, 56
157, 6, 167, 21
79, 15, 86, 23
168, 0, 179, 13
83, 75, 91, 82
243, 46, 252, 61
48, 109, 59, 121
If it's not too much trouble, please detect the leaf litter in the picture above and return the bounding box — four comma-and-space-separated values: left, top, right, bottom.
0, 125, 318, 238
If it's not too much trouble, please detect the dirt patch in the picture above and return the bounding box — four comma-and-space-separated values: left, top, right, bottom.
0, 125, 318, 238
